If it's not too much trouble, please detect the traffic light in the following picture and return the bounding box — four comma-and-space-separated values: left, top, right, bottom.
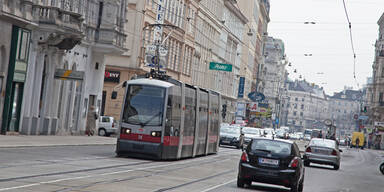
222, 104, 227, 119
363, 106, 367, 113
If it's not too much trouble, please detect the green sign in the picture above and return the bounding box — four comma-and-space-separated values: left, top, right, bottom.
209, 62, 232, 72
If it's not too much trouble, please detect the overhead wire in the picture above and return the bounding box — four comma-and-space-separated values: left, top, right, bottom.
342, 0, 359, 89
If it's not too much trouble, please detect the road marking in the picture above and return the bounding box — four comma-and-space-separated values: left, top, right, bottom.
0, 151, 238, 191
200, 179, 236, 192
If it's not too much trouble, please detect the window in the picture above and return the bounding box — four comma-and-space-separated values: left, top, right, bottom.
302, 98, 304, 102
380, 92, 384, 106
295, 97, 298, 101
301, 104, 304, 109
293, 111, 297, 116
102, 117, 110, 122
294, 104, 297, 109
300, 112, 303, 117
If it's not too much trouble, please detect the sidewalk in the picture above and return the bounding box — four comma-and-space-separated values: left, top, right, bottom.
0, 135, 117, 148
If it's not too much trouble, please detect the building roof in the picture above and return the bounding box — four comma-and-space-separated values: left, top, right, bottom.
329, 89, 363, 101
286, 80, 326, 99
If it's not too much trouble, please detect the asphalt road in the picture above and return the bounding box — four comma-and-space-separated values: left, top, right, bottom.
0, 143, 383, 192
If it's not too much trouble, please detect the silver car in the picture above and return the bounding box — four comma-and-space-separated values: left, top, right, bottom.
303, 138, 342, 170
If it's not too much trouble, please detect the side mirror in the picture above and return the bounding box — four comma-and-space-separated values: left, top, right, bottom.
304, 145, 307, 148
339, 149, 343, 153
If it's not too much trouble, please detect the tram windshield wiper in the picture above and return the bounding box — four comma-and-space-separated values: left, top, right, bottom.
140, 112, 162, 127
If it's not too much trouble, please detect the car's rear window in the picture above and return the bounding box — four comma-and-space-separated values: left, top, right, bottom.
310, 139, 335, 148
251, 139, 291, 155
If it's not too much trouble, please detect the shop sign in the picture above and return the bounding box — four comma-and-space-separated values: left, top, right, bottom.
104, 71, 120, 83
238, 77, 245, 98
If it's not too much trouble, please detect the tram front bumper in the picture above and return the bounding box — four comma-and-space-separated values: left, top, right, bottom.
116, 139, 162, 159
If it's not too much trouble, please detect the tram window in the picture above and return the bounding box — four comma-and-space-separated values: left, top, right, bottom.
122, 85, 165, 126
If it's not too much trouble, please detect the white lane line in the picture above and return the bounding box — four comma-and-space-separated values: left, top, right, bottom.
200, 179, 236, 192
0, 152, 236, 191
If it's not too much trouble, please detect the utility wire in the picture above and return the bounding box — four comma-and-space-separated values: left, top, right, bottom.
342, 0, 359, 88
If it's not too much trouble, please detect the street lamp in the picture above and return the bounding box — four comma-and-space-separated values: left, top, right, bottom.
304, 54, 313, 56
304, 21, 316, 24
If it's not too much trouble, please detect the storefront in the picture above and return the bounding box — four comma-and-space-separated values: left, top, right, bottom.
102, 67, 145, 121
1, 26, 30, 134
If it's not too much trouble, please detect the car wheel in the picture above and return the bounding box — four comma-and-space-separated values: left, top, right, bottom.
245, 180, 252, 187
98, 128, 106, 136
334, 164, 340, 170
380, 163, 384, 175
304, 160, 310, 167
290, 182, 299, 192
237, 176, 245, 188
298, 179, 304, 192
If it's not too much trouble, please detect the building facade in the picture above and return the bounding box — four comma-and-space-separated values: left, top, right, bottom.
280, 80, 328, 132
262, 36, 287, 127
328, 89, 362, 137
1, 0, 126, 135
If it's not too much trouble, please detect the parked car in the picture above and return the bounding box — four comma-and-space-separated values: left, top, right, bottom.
219, 126, 244, 149
242, 127, 262, 144
238, 138, 305, 192
98, 116, 117, 136
303, 138, 342, 170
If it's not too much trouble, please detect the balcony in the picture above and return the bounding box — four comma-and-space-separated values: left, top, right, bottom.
33, 5, 83, 35
0, 0, 35, 25
85, 26, 126, 54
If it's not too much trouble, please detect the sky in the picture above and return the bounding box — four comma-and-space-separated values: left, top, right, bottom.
268, 0, 384, 95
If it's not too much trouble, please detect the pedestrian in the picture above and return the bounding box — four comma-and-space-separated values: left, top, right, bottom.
86, 106, 98, 136
356, 137, 360, 150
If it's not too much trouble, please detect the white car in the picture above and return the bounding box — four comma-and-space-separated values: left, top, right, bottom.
98, 116, 117, 136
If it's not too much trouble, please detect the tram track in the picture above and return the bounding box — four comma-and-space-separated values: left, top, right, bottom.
51, 152, 238, 192
0, 148, 240, 191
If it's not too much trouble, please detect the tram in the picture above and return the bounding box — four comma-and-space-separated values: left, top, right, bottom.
116, 76, 221, 160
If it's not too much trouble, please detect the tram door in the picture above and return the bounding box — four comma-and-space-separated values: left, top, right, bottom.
196, 91, 209, 156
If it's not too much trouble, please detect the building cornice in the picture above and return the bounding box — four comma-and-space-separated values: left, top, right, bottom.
224, 0, 248, 24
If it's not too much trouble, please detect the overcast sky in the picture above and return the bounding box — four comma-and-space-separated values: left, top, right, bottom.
268, 0, 384, 95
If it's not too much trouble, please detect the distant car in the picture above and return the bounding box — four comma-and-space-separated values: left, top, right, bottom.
98, 116, 117, 136
242, 127, 262, 144
219, 126, 244, 149
303, 138, 342, 170
238, 138, 305, 192
304, 134, 311, 141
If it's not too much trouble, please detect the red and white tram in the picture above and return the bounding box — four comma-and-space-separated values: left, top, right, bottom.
116, 77, 221, 160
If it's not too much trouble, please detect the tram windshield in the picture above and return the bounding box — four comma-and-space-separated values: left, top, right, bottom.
122, 85, 165, 126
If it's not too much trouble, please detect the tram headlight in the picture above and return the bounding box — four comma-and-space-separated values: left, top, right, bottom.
151, 131, 161, 137
121, 128, 131, 134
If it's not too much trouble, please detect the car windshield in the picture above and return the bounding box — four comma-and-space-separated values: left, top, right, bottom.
251, 139, 291, 155
221, 127, 240, 135
242, 128, 260, 135
122, 85, 165, 126
310, 139, 336, 148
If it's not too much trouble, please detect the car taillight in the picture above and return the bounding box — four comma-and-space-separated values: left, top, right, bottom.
112, 123, 115, 128
305, 147, 311, 153
241, 152, 249, 162
289, 157, 300, 168
331, 149, 337, 156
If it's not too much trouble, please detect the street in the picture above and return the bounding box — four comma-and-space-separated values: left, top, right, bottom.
0, 144, 384, 192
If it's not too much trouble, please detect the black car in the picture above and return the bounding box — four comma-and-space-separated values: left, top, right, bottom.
237, 138, 305, 192
219, 126, 244, 149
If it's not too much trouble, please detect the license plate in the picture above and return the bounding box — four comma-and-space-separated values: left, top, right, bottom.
258, 158, 279, 166
222, 140, 230, 144
314, 149, 328, 154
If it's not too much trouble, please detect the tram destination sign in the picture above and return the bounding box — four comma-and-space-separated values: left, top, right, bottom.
209, 62, 232, 72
